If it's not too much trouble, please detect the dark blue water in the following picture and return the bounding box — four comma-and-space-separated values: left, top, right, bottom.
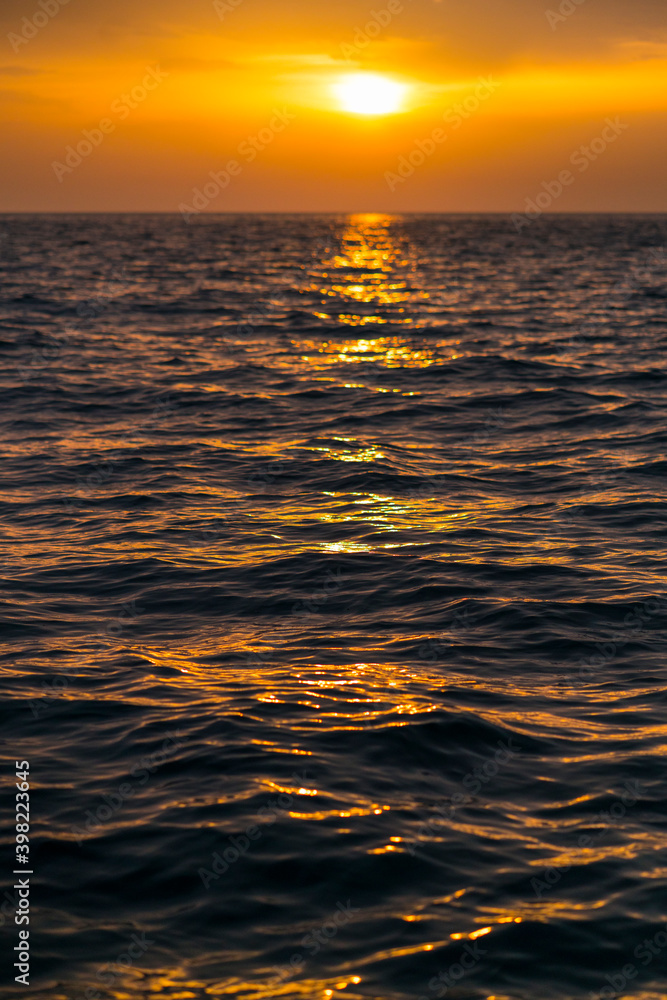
1, 213, 666, 1000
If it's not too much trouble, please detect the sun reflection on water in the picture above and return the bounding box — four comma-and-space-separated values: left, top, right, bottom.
297, 215, 448, 375
304, 214, 424, 330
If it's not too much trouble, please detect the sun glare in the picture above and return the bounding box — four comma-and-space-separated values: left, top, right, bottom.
332, 73, 408, 116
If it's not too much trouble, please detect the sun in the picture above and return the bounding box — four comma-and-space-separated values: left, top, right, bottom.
332, 73, 408, 116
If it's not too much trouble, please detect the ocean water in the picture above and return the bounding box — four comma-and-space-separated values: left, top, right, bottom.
0, 212, 666, 1000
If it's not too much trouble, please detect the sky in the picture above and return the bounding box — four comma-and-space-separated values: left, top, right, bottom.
0, 0, 665, 212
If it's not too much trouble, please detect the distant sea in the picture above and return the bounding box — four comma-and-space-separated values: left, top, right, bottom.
1, 213, 666, 1000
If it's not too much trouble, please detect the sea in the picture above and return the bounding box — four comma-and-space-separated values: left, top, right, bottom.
0, 212, 666, 1000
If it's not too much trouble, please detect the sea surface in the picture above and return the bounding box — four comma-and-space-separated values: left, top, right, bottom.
0, 213, 666, 1000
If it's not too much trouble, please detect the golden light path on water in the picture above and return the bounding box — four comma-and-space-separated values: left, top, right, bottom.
7, 212, 665, 1000
297, 215, 460, 387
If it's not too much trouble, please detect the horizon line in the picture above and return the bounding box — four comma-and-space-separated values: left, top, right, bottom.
1, 210, 666, 216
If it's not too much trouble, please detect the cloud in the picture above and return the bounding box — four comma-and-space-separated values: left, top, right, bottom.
614, 37, 667, 60
0, 65, 41, 76
253, 53, 348, 67
161, 56, 238, 72
0, 89, 56, 105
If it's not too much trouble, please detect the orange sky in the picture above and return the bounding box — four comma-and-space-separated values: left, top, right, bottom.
1, 0, 665, 211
